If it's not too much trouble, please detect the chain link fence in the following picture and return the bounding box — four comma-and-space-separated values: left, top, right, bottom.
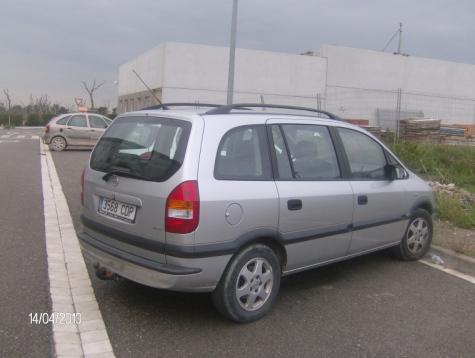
320, 85, 475, 132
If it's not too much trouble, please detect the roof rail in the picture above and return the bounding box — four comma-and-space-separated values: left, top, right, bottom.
141, 103, 222, 111
204, 103, 343, 121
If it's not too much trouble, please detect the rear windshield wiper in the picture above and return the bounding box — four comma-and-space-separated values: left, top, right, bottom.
102, 169, 150, 182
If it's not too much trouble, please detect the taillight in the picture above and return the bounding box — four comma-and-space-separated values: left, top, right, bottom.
165, 181, 199, 234
80, 168, 85, 206
45, 124, 50, 133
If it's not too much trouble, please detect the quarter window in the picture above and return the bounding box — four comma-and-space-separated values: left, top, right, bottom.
56, 116, 70, 125
215, 126, 271, 180
338, 128, 387, 180
277, 124, 340, 180
68, 115, 87, 127
386, 151, 408, 179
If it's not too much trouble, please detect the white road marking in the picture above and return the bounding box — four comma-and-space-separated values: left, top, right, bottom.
420, 260, 475, 285
0, 133, 41, 140
40, 140, 115, 357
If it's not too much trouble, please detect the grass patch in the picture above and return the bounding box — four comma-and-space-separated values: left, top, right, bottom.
388, 140, 475, 193
435, 193, 475, 229
383, 139, 475, 230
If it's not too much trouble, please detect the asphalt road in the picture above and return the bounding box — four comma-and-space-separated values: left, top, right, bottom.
0, 130, 52, 358
1, 131, 474, 358
50, 149, 475, 358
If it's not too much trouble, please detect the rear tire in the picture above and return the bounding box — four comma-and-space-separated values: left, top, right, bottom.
212, 244, 281, 323
49, 136, 67, 152
393, 209, 433, 261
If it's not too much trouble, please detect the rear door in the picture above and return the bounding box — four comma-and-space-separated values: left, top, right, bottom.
87, 114, 108, 145
335, 127, 409, 254
267, 119, 354, 271
83, 115, 195, 261
64, 114, 90, 145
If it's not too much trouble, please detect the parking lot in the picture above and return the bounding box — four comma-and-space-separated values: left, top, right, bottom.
1, 129, 475, 357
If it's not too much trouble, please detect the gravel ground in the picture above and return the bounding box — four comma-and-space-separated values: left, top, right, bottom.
434, 220, 475, 257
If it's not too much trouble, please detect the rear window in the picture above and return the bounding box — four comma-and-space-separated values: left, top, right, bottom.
89, 115, 108, 128
90, 116, 191, 182
68, 115, 87, 127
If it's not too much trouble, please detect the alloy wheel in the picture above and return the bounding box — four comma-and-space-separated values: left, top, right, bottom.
51, 137, 66, 151
235, 257, 274, 311
406, 218, 429, 255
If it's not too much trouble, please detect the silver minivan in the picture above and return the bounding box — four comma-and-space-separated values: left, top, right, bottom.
79, 104, 435, 322
43, 112, 112, 151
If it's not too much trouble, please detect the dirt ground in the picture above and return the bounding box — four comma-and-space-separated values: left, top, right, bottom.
433, 220, 475, 257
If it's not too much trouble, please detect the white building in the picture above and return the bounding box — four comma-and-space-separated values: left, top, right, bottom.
118, 42, 475, 126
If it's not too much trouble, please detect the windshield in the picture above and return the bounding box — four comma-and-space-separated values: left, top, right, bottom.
90, 116, 191, 182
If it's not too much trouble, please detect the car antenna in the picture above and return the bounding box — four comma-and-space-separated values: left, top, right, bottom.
132, 69, 163, 106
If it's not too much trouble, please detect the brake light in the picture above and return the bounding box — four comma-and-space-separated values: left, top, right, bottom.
165, 181, 199, 234
80, 168, 85, 206
45, 124, 50, 133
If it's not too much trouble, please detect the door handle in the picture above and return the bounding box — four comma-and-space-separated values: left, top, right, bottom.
357, 195, 368, 205
287, 199, 302, 211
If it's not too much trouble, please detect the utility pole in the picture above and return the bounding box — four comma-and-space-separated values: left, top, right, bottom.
397, 22, 403, 55
395, 88, 402, 143
382, 22, 406, 55
3, 89, 12, 128
316, 93, 322, 111
226, 0, 239, 105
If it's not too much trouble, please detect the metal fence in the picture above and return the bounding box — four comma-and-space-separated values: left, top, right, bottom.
321, 85, 475, 130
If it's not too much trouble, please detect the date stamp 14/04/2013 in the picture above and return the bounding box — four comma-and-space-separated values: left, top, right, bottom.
29, 312, 81, 325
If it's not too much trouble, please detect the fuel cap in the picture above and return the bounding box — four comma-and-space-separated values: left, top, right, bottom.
225, 203, 243, 226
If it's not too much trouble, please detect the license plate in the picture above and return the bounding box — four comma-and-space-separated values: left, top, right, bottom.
98, 197, 137, 223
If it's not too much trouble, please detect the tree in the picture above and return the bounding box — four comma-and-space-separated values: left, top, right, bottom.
3, 89, 12, 128
81, 80, 105, 110
96, 106, 108, 115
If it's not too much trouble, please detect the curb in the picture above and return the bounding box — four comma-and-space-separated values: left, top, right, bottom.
426, 245, 475, 277
40, 140, 115, 357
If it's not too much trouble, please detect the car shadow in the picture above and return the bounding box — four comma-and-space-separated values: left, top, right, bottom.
89, 250, 399, 326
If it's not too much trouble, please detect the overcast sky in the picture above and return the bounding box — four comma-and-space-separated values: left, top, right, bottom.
1, 0, 474, 108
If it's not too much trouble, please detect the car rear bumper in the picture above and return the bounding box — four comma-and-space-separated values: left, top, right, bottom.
78, 231, 229, 292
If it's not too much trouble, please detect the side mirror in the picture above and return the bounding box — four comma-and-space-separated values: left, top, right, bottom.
384, 164, 398, 180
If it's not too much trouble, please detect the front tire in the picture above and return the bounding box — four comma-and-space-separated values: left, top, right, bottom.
212, 244, 281, 323
394, 209, 433, 261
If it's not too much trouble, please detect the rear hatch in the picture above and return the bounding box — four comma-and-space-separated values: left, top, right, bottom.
82, 115, 192, 262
